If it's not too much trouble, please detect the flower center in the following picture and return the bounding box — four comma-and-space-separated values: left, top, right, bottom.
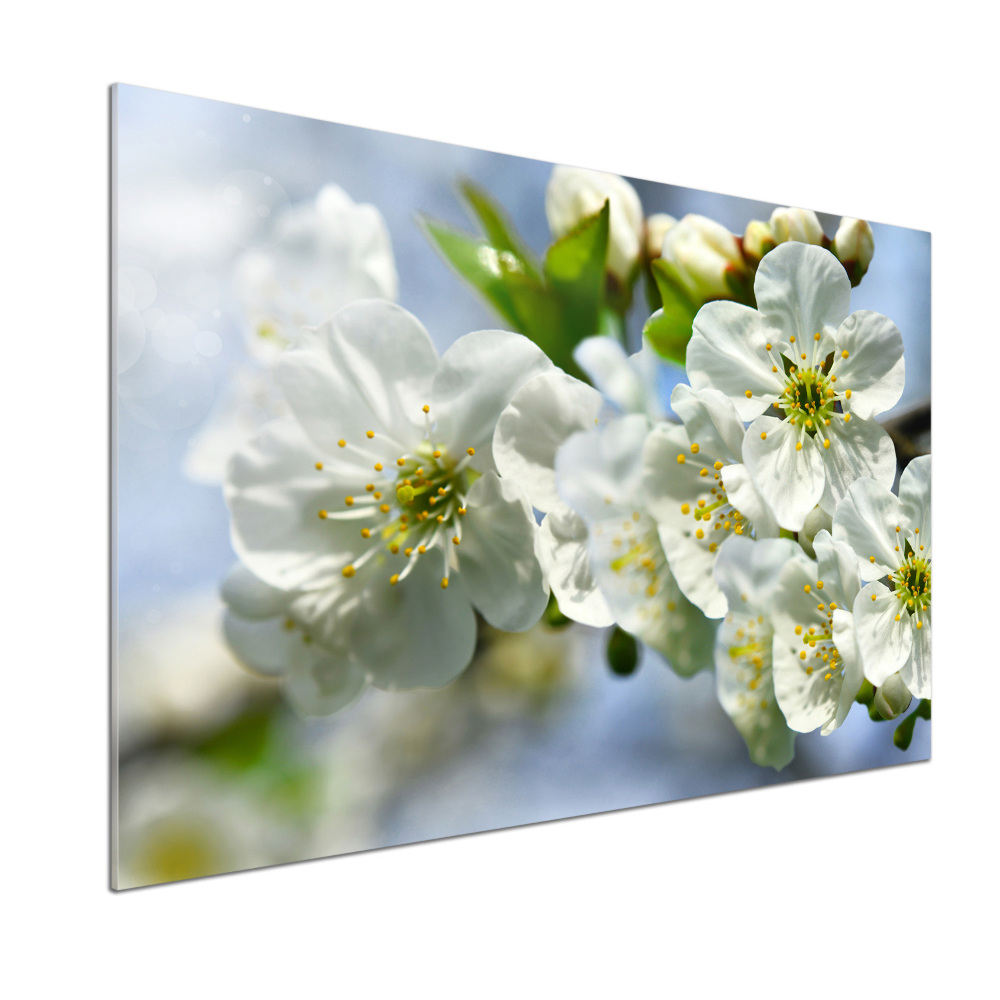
893, 554, 931, 616
674, 449, 753, 550
315, 406, 480, 590
778, 365, 837, 435
727, 607, 771, 709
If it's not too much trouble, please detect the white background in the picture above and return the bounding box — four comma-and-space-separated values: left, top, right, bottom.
3, 2, 993, 995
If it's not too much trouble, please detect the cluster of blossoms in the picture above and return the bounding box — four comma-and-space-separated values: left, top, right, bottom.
220, 169, 929, 768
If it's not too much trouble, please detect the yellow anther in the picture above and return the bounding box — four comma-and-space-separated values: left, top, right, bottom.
761, 431, 767, 440
814, 332, 821, 341
440, 577, 449, 589
841, 350, 849, 359
341, 565, 356, 578
709, 542, 717, 553
869, 556, 876, 563
895, 614, 901, 622
871, 593, 877, 601
418, 545, 427, 554
790, 336, 796, 343
681, 504, 690, 515
699, 468, 708, 477
800, 651, 807, 660
373, 492, 382, 500
467, 447, 475, 456
745, 390, 753, 398
366, 430, 375, 439
823, 438, 830, 448
844, 413, 852, 422
766, 343, 772, 350
845, 389, 852, 399
318, 510, 328, 520
795, 626, 803, 635
432, 450, 441, 459
345, 496, 354, 506
818, 603, 825, 611
829, 601, 837, 610
389, 543, 399, 554
458, 507, 467, 515
452, 536, 460, 545
380, 504, 390, 513
374, 462, 383, 471
772, 365, 778, 372
804, 584, 811, 593
390, 574, 400, 586
677, 454, 686, 464
361, 528, 371, 539
696, 529, 705, 539
691, 443, 700, 454
646, 584, 657, 597
895, 525, 901, 533
824, 673, 833, 681
366, 484, 375, 492
795, 441, 802, 451
801, 353, 807, 360
422, 405, 430, 414
916, 620, 923, 629
315, 462, 324, 470
436, 515, 444, 523
714, 461, 723, 471
338, 439, 346, 448
397, 458, 405, 466
697, 498, 706, 508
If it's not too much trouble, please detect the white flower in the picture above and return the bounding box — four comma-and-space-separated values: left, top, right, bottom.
659, 214, 749, 301
642, 384, 779, 618
712, 535, 798, 769
220, 562, 367, 716
872, 671, 913, 720
186, 184, 398, 484
769, 530, 864, 735
687, 241, 903, 530
832, 217, 875, 286
226, 300, 552, 692
556, 415, 716, 676
493, 334, 668, 627
493, 367, 613, 627
545, 166, 644, 282
234, 184, 397, 359
769, 207, 825, 246
833, 455, 931, 699
644, 212, 677, 259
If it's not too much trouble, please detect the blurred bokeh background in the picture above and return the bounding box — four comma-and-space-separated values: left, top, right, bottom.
113, 84, 930, 890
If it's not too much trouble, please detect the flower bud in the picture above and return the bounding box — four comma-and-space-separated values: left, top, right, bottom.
545, 166, 644, 283
832, 217, 875, 286
743, 219, 776, 265
644, 213, 677, 260
874, 672, 913, 721
769, 207, 825, 246
798, 505, 833, 559
659, 214, 749, 302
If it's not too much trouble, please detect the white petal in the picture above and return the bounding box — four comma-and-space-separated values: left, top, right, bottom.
811, 530, 862, 609
493, 370, 602, 511
537, 506, 614, 628
574, 336, 652, 417
832, 479, 902, 579
830, 610, 865, 733
853, 582, 913, 687
900, 614, 931, 700
742, 416, 826, 531
285, 645, 367, 717
818, 415, 897, 516
226, 418, 366, 591
459, 472, 548, 632
670, 384, 746, 462
275, 300, 437, 455
713, 534, 800, 612
656, 526, 727, 618
832, 310, 904, 418
220, 562, 293, 621
687, 300, 782, 420
556, 415, 650, 523
899, 455, 931, 554
433, 330, 552, 471
714, 617, 795, 769
222, 610, 297, 678
753, 241, 851, 344
722, 464, 780, 538
350, 557, 478, 690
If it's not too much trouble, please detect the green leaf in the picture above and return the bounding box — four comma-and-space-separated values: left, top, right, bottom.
195, 706, 274, 771
503, 273, 585, 379
543, 200, 610, 343
459, 178, 540, 280
419, 217, 530, 329
645, 259, 699, 365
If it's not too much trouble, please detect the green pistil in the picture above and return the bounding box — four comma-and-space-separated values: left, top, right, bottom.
893, 555, 931, 614
779, 367, 837, 435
